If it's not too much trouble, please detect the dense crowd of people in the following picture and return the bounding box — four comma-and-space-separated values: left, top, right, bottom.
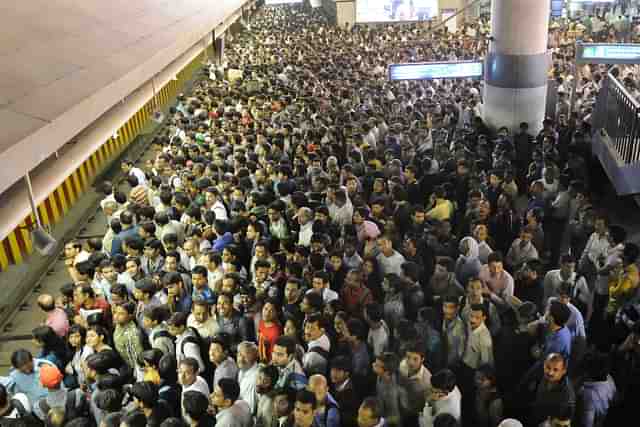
3, 3, 640, 427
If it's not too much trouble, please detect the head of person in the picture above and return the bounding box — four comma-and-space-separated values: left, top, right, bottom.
10, 349, 34, 374
430, 369, 457, 402
113, 302, 136, 326
131, 381, 159, 411
237, 341, 259, 370
357, 397, 383, 427
303, 313, 326, 343
182, 391, 209, 422
475, 364, 497, 390
36, 294, 56, 313
404, 341, 426, 377
372, 352, 398, 380
120, 410, 147, 427
177, 358, 199, 387
211, 378, 240, 410
548, 301, 571, 329
469, 304, 488, 330
559, 254, 576, 279
272, 387, 296, 419
209, 333, 232, 366
487, 252, 504, 275
272, 336, 296, 368
442, 295, 460, 321
293, 389, 317, 427
543, 353, 568, 384
167, 312, 188, 337
329, 355, 352, 387
257, 365, 279, 395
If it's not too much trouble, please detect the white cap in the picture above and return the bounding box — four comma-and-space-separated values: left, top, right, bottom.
498, 419, 523, 427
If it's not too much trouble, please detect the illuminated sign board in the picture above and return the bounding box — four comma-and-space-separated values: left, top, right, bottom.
577, 43, 640, 64
388, 61, 483, 81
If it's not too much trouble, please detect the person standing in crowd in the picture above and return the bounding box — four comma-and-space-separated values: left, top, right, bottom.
15, 6, 640, 427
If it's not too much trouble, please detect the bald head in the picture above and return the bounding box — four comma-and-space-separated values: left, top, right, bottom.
308, 374, 328, 404
37, 294, 55, 312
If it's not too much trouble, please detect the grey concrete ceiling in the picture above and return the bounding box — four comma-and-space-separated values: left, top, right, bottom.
0, 0, 244, 186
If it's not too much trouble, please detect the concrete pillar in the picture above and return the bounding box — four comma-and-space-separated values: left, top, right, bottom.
483, 0, 550, 134
214, 36, 225, 65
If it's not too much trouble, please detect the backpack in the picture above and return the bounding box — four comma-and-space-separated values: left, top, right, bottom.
38, 390, 89, 424
149, 329, 174, 354
180, 328, 214, 384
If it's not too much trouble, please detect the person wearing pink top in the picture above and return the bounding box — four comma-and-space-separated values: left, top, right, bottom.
37, 294, 69, 338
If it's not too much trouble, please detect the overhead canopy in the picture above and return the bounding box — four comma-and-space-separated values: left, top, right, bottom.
0, 0, 246, 196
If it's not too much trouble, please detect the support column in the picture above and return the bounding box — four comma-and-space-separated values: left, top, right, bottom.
483, 0, 550, 134
214, 36, 225, 65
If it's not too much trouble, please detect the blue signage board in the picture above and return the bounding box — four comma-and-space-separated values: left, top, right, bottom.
551, 0, 563, 17
388, 61, 483, 81
577, 43, 640, 64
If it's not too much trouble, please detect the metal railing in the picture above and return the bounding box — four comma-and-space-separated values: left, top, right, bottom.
598, 72, 640, 165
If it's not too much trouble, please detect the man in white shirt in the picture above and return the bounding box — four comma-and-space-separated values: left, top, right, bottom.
376, 234, 406, 277
178, 358, 210, 422
297, 207, 314, 247
420, 369, 462, 427
121, 160, 147, 187
308, 271, 338, 303
236, 342, 260, 415
303, 313, 331, 376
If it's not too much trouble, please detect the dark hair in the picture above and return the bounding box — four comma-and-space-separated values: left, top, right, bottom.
141, 349, 164, 369
131, 381, 159, 409
469, 303, 488, 318
121, 410, 147, 427
274, 336, 296, 356
431, 369, 457, 392
330, 356, 352, 375
218, 378, 240, 402
549, 301, 571, 327
487, 251, 503, 264
434, 413, 460, 427
295, 389, 317, 409
346, 318, 367, 341
65, 418, 92, 427
179, 357, 200, 374
95, 389, 123, 413
159, 419, 187, 427
10, 349, 33, 369
259, 365, 280, 386
102, 413, 122, 427
360, 397, 382, 420
182, 391, 209, 421
376, 352, 399, 374
0, 384, 7, 407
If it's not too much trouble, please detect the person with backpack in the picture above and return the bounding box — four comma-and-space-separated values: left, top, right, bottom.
34, 365, 89, 423
142, 306, 175, 357
168, 312, 209, 372
8, 350, 51, 409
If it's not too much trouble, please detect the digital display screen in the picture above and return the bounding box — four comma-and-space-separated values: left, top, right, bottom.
389, 61, 483, 81
356, 0, 438, 23
579, 44, 640, 63
265, 0, 302, 4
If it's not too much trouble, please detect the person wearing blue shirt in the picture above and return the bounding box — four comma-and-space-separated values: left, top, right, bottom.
165, 272, 193, 314
308, 374, 341, 427
7, 350, 53, 407
192, 265, 217, 307
542, 301, 573, 362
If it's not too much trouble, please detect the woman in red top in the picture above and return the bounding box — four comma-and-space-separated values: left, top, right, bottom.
258, 299, 282, 363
